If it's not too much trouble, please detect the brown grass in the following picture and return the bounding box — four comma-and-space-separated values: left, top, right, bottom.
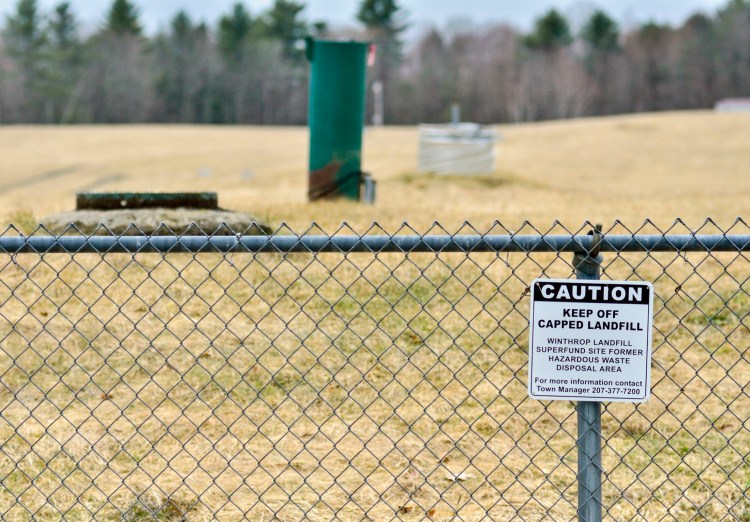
0, 112, 748, 521
0, 111, 748, 229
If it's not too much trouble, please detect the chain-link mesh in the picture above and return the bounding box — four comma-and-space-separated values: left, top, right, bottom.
0, 220, 748, 521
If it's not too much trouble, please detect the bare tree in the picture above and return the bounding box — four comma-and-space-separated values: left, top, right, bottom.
2, 0, 750, 124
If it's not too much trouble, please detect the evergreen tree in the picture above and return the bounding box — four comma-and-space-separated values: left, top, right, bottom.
261, 0, 307, 59
582, 10, 619, 52
3, 0, 48, 120
525, 9, 572, 51
106, 0, 141, 35
86, 0, 151, 122
4, 0, 47, 73
50, 2, 77, 48
218, 3, 254, 64
48, 2, 83, 122
170, 10, 192, 41
356, 0, 404, 32
356, 0, 406, 56
2, 0, 750, 124
580, 10, 620, 114
217, 3, 258, 122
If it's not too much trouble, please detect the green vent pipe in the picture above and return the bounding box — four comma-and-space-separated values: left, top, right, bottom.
306, 38, 368, 200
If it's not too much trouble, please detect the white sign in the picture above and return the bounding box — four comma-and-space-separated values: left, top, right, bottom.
528, 279, 653, 402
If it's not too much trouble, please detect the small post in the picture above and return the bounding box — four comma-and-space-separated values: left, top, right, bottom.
450, 102, 461, 125
361, 173, 376, 205
372, 80, 384, 126
573, 224, 603, 522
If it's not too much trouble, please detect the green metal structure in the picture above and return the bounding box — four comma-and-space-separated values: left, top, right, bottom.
306, 38, 368, 200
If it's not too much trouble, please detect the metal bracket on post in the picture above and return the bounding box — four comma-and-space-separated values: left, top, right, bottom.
573, 224, 602, 279
573, 224, 603, 522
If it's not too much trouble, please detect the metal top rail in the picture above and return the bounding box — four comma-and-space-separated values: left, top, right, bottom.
0, 234, 748, 254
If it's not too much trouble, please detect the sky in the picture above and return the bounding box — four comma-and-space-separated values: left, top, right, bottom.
1, 0, 731, 36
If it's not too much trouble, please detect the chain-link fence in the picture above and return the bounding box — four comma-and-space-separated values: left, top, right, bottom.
0, 221, 748, 521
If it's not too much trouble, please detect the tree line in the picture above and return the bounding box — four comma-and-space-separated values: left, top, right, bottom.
1, 0, 749, 125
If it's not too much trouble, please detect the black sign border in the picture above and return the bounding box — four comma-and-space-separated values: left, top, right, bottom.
528, 278, 654, 402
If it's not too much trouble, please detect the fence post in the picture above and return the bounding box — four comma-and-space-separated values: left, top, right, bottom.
573, 225, 604, 522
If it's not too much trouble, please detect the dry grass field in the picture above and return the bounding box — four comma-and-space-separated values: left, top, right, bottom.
0, 110, 748, 230
0, 111, 748, 521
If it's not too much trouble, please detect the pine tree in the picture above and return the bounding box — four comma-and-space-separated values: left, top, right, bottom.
50, 2, 78, 49
356, 0, 404, 33
3, 0, 48, 120
217, 3, 258, 122
582, 10, 619, 52
48, 2, 83, 122
261, 0, 307, 59
356, 0, 406, 56
218, 3, 254, 64
4, 0, 46, 73
524, 9, 572, 51
170, 11, 191, 40
106, 0, 141, 35
86, 0, 150, 122
580, 10, 620, 114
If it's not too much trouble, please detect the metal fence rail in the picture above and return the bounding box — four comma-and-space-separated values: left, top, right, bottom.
0, 222, 748, 521
1, 233, 749, 254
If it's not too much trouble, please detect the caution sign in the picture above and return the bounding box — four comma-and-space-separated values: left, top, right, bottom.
528, 279, 653, 402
